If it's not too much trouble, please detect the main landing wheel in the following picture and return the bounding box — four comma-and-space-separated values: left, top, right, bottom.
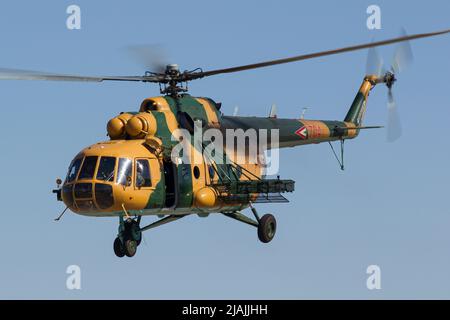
113, 237, 138, 258
125, 219, 142, 246
257, 214, 277, 243
113, 237, 125, 258
124, 239, 138, 257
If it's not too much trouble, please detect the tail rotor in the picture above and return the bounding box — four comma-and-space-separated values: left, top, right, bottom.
366, 29, 414, 142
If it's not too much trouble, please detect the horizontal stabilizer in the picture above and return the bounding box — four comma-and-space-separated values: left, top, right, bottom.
337, 125, 384, 130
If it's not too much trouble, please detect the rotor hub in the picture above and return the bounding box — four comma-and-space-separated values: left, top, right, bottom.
384, 71, 396, 89
165, 64, 180, 76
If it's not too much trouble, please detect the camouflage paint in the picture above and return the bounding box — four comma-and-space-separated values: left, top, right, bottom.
61, 76, 379, 217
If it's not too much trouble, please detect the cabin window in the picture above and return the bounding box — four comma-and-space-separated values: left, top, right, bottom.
96, 157, 116, 182
66, 158, 82, 183
193, 166, 200, 179
136, 159, 152, 187
117, 158, 132, 186
78, 156, 98, 180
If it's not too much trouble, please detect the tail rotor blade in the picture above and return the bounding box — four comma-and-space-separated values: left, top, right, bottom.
366, 46, 384, 77
386, 90, 402, 142
391, 28, 414, 74
378, 29, 414, 142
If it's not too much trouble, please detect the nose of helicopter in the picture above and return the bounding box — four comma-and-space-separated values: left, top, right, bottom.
60, 155, 136, 215
62, 182, 117, 213
59, 140, 155, 215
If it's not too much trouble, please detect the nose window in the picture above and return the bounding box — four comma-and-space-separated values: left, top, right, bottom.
62, 184, 74, 206
96, 157, 116, 182
74, 183, 93, 198
78, 156, 98, 180
66, 158, 82, 183
63, 155, 118, 212
95, 183, 114, 209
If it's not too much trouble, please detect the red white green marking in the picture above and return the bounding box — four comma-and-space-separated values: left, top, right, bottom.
295, 126, 308, 139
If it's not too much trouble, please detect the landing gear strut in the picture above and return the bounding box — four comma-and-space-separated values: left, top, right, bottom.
113, 214, 187, 258
114, 217, 142, 258
223, 205, 277, 243
112, 208, 274, 258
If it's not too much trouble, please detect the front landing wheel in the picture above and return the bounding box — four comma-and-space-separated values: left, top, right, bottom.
113, 237, 125, 258
257, 214, 277, 243
124, 239, 138, 257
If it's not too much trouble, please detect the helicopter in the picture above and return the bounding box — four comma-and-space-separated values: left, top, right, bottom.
1, 28, 448, 258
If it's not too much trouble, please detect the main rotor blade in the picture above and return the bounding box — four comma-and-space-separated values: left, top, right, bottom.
0, 68, 160, 82
199, 28, 450, 78
124, 44, 170, 74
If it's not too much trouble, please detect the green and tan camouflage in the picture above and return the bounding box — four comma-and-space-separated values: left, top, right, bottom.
58, 74, 382, 218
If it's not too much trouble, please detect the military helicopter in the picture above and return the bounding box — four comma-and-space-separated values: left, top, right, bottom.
1, 29, 448, 257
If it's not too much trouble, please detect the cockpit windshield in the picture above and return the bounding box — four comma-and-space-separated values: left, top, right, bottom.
63, 155, 122, 212
66, 158, 82, 183
78, 156, 98, 180
117, 158, 132, 186
96, 156, 116, 182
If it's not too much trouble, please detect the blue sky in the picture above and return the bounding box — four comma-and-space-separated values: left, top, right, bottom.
0, 0, 449, 299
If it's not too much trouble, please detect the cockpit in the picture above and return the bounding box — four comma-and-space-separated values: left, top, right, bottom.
62, 152, 154, 214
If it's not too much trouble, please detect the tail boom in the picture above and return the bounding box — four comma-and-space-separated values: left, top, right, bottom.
220, 75, 385, 149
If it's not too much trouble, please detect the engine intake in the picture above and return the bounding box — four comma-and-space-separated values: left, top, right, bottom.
125, 113, 157, 139
107, 113, 133, 139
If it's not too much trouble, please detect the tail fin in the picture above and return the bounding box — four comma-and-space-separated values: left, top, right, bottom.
344, 77, 374, 126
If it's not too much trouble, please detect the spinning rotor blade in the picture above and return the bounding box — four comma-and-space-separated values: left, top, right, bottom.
391, 29, 414, 74
124, 44, 170, 74
0, 28, 447, 85
387, 89, 402, 142
365, 29, 417, 142
198, 28, 450, 78
0, 68, 161, 82
366, 46, 385, 77
384, 30, 413, 142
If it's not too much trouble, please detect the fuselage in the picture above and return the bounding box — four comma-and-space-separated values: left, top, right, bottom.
60, 76, 373, 217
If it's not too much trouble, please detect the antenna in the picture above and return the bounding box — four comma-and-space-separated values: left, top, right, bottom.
269, 104, 277, 118
301, 107, 309, 119
233, 106, 239, 116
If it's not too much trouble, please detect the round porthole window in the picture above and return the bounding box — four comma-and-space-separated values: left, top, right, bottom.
193, 166, 200, 179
